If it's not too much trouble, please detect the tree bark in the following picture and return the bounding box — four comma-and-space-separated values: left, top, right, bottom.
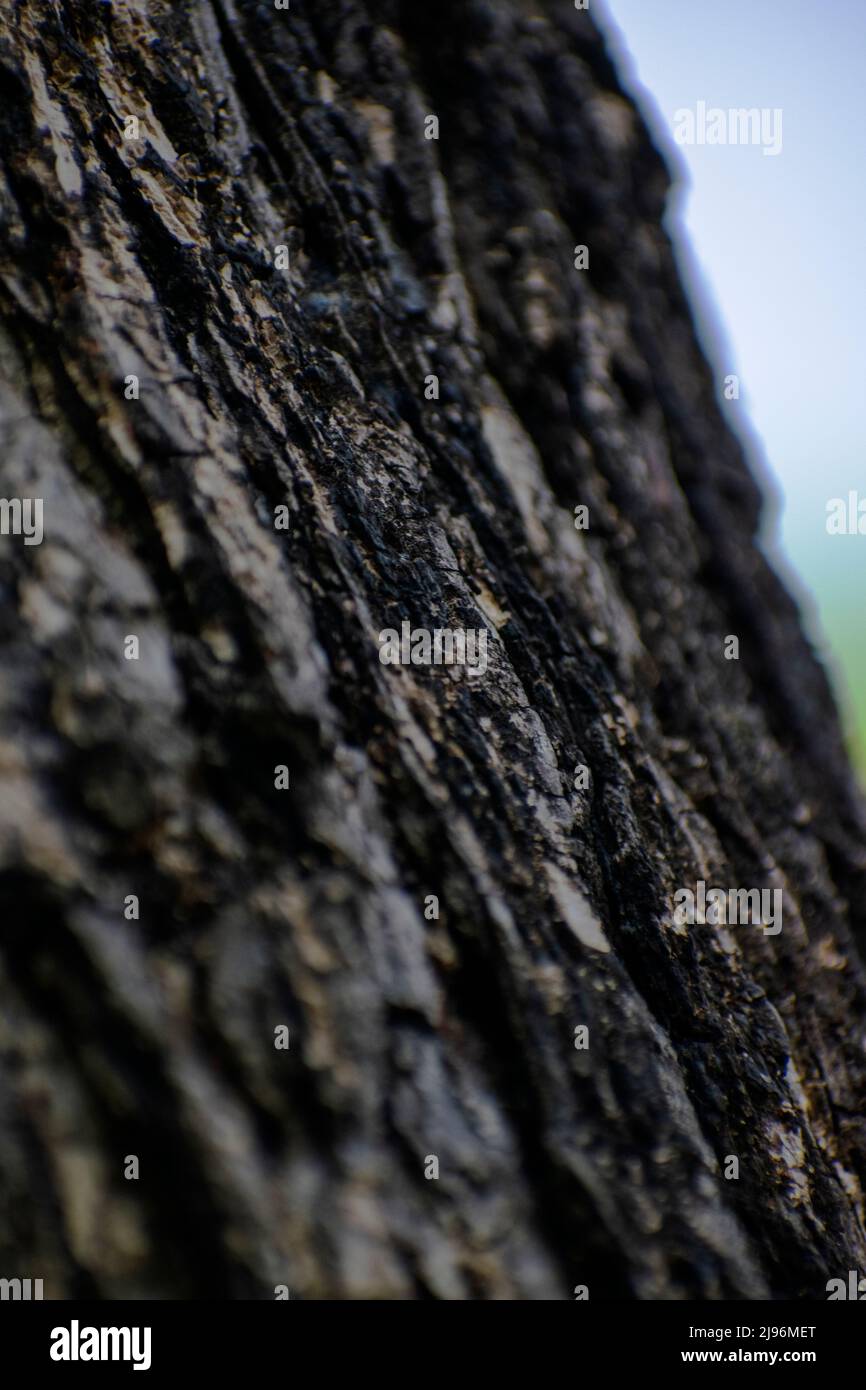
1, 0, 865, 1301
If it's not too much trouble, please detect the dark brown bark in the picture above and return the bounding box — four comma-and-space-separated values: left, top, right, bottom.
0, 0, 865, 1300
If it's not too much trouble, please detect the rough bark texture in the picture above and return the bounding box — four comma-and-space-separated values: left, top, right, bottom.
1, 0, 865, 1302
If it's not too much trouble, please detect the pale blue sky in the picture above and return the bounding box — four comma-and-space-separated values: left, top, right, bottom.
597, 0, 866, 762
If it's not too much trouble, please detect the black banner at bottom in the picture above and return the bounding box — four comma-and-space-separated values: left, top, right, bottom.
0, 1298, 862, 1377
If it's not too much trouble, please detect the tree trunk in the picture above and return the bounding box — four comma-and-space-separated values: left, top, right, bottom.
1, 0, 865, 1302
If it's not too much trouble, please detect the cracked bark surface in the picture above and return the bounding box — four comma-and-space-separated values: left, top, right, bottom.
1, 0, 865, 1301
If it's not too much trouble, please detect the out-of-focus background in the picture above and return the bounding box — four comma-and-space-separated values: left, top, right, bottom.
599, 0, 866, 776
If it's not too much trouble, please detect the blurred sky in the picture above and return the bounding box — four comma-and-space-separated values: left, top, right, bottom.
597, 0, 866, 773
